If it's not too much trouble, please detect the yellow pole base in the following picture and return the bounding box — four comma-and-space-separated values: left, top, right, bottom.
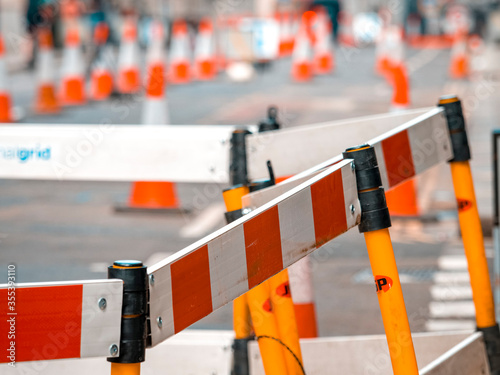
110, 363, 141, 375
364, 228, 419, 375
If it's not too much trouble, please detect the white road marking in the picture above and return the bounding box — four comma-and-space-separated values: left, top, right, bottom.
180, 203, 225, 238
425, 319, 475, 332
433, 272, 470, 284
429, 301, 475, 318
437, 255, 468, 271
145, 252, 174, 268
430, 285, 473, 300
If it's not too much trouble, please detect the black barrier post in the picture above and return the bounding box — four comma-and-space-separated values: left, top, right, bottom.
108, 260, 148, 375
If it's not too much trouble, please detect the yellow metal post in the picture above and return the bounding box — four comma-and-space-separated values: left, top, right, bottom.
439, 96, 500, 373
344, 145, 419, 375
247, 280, 289, 375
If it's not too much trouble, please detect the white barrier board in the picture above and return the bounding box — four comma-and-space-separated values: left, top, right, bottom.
0, 125, 235, 183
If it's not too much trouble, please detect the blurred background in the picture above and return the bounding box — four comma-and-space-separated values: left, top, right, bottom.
1, 0, 500, 339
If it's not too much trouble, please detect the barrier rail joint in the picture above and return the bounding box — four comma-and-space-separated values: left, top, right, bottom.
107, 260, 149, 375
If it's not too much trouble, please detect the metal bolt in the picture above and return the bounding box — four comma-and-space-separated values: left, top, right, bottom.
351, 162, 355, 171
98, 298, 107, 311
149, 274, 155, 286
242, 208, 253, 215
157, 316, 163, 328
109, 344, 118, 357
350, 204, 355, 215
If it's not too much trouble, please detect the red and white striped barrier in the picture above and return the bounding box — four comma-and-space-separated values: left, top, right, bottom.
0, 280, 123, 363
246, 107, 452, 189
147, 159, 360, 346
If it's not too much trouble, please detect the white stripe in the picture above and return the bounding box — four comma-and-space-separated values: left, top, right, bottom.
407, 112, 453, 175
208, 225, 248, 309
89, 262, 108, 273
437, 255, 468, 271
278, 187, 316, 267
80, 281, 123, 358
149, 264, 175, 345
429, 301, 475, 318
180, 203, 225, 238
430, 285, 473, 300
425, 319, 475, 332
288, 257, 315, 304
433, 272, 470, 284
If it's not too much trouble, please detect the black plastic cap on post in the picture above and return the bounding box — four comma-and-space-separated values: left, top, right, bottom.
108, 260, 148, 364
343, 145, 391, 233
478, 324, 500, 375
230, 129, 252, 186
258, 106, 281, 133
438, 95, 471, 162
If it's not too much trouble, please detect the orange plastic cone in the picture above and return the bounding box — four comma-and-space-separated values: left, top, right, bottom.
90, 22, 114, 101
194, 18, 216, 81
117, 17, 141, 94
60, 26, 86, 106
122, 21, 182, 213
142, 20, 169, 125
338, 11, 355, 47
127, 181, 180, 211
291, 11, 315, 82
313, 8, 334, 74
278, 12, 294, 57
449, 30, 469, 79
169, 20, 192, 84
0, 35, 13, 122
389, 63, 410, 111
34, 27, 60, 114
289, 257, 318, 338
386, 179, 419, 217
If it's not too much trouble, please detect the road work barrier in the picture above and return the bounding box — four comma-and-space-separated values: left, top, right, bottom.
1, 97, 498, 374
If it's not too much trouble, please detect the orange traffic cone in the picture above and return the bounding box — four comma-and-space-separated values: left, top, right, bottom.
117, 17, 141, 94
289, 257, 318, 338
119, 21, 184, 214
34, 27, 60, 114
386, 179, 419, 217
278, 12, 294, 57
291, 11, 315, 82
338, 11, 355, 47
389, 63, 410, 111
90, 22, 114, 101
0, 35, 14, 122
142, 20, 169, 125
60, 26, 86, 106
449, 31, 469, 79
313, 8, 334, 74
194, 18, 216, 81
169, 20, 191, 84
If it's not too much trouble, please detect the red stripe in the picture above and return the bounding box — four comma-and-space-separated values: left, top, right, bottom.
0, 285, 83, 363
244, 206, 283, 289
171, 245, 213, 333
381, 130, 415, 187
311, 169, 347, 247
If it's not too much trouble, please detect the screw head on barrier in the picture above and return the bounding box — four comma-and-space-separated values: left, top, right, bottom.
149, 274, 155, 286
109, 344, 118, 357
350, 204, 356, 215
113, 260, 143, 268
98, 297, 107, 311
157, 316, 163, 328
